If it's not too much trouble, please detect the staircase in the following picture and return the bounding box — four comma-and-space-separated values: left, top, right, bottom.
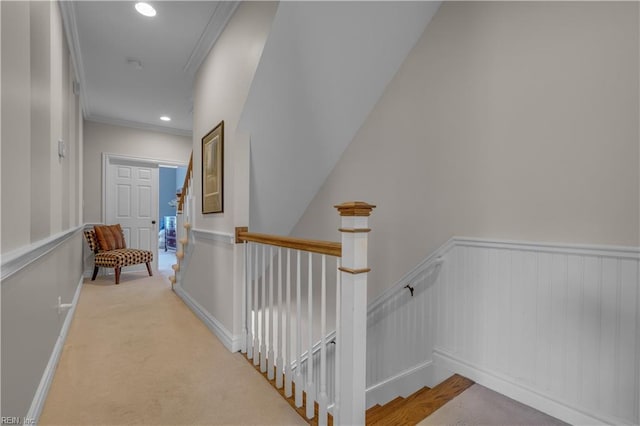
171, 153, 193, 289
244, 353, 474, 426
366, 374, 474, 426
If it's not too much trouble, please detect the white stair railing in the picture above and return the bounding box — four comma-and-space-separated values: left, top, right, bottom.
238, 201, 375, 426
173, 153, 193, 288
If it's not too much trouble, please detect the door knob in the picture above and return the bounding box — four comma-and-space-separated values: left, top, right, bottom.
152, 220, 156, 224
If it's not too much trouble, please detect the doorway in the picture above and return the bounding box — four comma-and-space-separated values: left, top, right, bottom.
158, 165, 186, 274
102, 153, 187, 275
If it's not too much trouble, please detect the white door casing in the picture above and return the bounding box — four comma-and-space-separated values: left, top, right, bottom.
103, 154, 159, 272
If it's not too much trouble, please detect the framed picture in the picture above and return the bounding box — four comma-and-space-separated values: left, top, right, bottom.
201, 121, 224, 214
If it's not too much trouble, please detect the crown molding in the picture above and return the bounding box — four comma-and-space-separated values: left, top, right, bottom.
86, 115, 193, 138
183, 1, 240, 76
58, 1, 91, 117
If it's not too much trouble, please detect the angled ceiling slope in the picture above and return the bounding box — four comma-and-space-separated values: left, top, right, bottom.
59, 1, 239, 136
239, 1, 442, 235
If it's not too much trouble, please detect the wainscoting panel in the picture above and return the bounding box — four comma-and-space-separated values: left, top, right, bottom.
433, 240, 639, 425
365, 253, 442, 406
363, 237, 638, 424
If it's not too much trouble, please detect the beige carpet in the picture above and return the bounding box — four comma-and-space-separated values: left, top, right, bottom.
39, 271, 306, 426
418, 384, 568, 426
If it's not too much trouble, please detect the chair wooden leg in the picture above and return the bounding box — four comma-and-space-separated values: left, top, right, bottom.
145, 262, 153, 277
92, 266, 99, 281
115, 267, 121, 285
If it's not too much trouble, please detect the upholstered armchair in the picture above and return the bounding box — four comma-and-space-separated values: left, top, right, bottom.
84, 224, 153, 284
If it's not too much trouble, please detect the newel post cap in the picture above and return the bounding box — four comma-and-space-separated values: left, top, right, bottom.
334, 201, 376, 217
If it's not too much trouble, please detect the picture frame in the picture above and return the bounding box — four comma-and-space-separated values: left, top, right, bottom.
201, 120, 224, 214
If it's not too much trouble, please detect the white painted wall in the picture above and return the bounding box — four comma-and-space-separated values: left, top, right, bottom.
365, 237, 639, 425
292, 1, 640, 300
240, 1, 441, 236
180, 1, 278, 338
82, 120, 191, 223
1, 1, 85, 418
1, 1, 31, 253
1, 232, 84, 420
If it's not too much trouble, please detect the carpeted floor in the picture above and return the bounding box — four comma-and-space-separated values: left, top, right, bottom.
418, 384, 568, 426
39, 272, 306, 426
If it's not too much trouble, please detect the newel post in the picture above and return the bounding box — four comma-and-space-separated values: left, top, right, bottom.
335, 201, 375, 426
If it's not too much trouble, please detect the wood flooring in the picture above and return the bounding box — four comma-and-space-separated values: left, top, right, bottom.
243, 351, 474, 426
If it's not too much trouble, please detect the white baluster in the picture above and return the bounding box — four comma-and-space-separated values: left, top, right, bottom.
335, 202, 375, 425
247, 242, 253, 359
268, 246, 275, 380
253, 244, 259, 367
334, 258, 341, 425
318, 254, 328, 425
285, 249, 293, 398
276, 247, 284, 388
261, 245, 267, 373
242, 241, 248, 354
306, 252, 315, 419
295, 250, 303, 407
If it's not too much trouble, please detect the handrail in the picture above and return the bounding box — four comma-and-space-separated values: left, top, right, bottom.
177, 153, 193, 212
237, 229, 341, 257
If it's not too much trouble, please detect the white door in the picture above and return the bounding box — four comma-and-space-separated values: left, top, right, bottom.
105, 156, 159, 272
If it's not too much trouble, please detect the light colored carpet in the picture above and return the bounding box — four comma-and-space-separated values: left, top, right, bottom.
418, 384, 568, 426
39, 272, 306, 426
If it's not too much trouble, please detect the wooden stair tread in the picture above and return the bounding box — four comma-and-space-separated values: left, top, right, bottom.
366, 374, 473, 426
366, 396, 407, 424
366, 397, 401, 416
365, 387, 431, 424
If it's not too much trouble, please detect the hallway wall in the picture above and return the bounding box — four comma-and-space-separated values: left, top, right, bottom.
82, 120, 191, 224
1, 1, 83, 252
1, 1, 84, 419
180, 1, 278, 342
292, 1, 640, 300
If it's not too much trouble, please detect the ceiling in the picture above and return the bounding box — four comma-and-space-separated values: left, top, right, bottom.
60, 1, 239, 136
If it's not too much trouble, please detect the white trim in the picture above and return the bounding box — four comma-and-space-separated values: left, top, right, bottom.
432, 349, 631, 426
87, 115, 192, 137
26, 277, 83, 424
1, 226, 83, 281
452, 237, 640, 260
173, 284, 242, 352
192, 228, 235, 245
183, 1, 240, 76
368, 237, 640, 312
365, 360, 434, 409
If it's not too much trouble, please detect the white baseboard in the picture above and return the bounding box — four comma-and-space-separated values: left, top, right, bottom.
173, 284, 243, 353
366, 360, 434, 409
26, 276, 83, 423
432, 349, 629, 426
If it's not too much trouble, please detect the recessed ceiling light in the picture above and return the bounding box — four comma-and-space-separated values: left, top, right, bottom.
160, 116, 171, 122
135, 2, 156, 17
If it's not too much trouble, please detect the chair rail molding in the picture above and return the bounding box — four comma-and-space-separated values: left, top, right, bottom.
192, 228, 235, 245
1, 226, 83, 281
